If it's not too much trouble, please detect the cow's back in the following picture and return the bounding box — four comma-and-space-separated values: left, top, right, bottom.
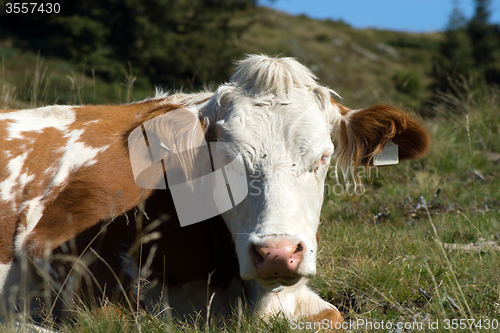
0, 98, 196, 259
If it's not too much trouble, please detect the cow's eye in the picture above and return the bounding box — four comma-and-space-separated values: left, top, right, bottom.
312, 152, 332, 172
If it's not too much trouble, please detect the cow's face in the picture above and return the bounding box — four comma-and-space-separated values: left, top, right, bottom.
213, 96, 334, 292
200, 55, 430, 293
201, 56, 340, 292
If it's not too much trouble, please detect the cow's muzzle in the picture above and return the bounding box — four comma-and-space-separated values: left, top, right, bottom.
250, 237, 304, 282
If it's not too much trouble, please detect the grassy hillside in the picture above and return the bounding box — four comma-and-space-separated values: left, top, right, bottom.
234, 7, 440, 111
2, 6, 500, 333
2, 7, 440, 111
0, 40, 152, 109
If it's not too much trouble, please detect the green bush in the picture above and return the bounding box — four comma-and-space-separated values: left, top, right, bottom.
393, 70, 421, 97
388, 37, 439, 51
0, 0, 255, 90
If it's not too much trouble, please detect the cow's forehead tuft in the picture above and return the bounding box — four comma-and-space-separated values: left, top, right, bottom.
230, 55, 318, 100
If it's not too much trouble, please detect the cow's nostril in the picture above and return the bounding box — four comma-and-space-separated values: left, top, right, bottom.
250, 244, 265, 266
294, 243, 303, 253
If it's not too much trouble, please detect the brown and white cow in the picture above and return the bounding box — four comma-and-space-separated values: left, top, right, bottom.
0, 55, 429, 325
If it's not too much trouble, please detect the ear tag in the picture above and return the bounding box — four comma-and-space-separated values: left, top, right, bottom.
373, 140, 399, 166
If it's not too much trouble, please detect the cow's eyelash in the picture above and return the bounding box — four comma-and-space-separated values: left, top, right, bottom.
319, 152, 332, 164
312, 152, 332, 172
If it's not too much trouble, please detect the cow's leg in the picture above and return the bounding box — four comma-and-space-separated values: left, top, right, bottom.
0, 262, 11, 294
0, 259, 23, 319
0, 258, 38, 320
252, 278, 342, 326
0, 261, 13, 317
0, 255, 61, 321
2, 225, 97, 322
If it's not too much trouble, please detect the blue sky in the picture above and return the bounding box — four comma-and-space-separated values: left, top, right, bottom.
263, 0, 500, 33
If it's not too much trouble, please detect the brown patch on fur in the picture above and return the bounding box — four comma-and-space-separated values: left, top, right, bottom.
336, 104, 430, 171
305, 307, 343, 331
0, 224, 15, 263
0, 122, 69, 263
0, 123, 16, 263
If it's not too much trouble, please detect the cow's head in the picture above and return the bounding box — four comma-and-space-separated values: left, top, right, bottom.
198, 55, 429, 292
130, 55, 429, 293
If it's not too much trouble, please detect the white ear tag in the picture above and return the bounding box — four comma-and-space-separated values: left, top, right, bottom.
373, 140, 399, 166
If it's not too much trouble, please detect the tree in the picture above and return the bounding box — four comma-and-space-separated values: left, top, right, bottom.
466, 0, 500, 84
431, 0, 474, 93
0, 0, 256, 89
431, 0, 500, 94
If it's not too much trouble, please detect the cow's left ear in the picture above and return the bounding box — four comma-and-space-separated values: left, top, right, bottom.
334, 104, 430, 169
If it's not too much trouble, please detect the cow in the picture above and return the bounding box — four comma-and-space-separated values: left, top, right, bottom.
0, 55, 430, 326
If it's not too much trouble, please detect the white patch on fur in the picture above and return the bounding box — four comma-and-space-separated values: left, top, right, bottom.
0, 105, 77, 140
44, 166, 57, 177
51, 129, 109, 187
0, 151, 29, 206
82, 119, 100, 126
14, 196, 44, 254
18, 172, 35, 188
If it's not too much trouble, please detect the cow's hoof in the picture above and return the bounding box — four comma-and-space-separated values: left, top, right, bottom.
304, 307, 343, 331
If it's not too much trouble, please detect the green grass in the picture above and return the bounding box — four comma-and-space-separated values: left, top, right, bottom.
313, 82, 500, 332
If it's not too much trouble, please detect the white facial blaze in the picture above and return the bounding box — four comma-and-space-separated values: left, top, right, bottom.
201, 56, 341, 290
231, 158, 327, 284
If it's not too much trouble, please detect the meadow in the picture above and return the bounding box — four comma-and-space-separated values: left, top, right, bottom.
1, 8, 500, 333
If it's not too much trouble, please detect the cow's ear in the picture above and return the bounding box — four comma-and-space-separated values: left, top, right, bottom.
334, 104, 430, 170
